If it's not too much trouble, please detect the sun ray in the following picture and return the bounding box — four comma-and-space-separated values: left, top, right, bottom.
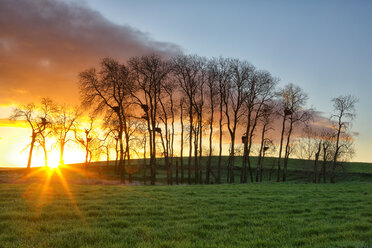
33, 167, 54, 216
15, 167, 46, 181
54, 168, 90, 231
62, 164, 92, 177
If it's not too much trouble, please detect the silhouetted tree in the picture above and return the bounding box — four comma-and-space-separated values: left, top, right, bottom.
276, 84, 308, 182
79, 57, 135, 183
130, 54, 171, 185
241, 70, 277, 183
319, 129, 334, 183
54, 105, 80, 166
215, 58, 231, 183
223, 59, 250, 183
74, 115, 96, 166
195, 64, 207, 184
10, 103, 41, 169
159, 82, 173, 184
179, 97, 185, 184
172, 55, 205, 184
205, 59, 218, 184
330, 95, 357, 183
35, 98, 56, 167
256, 102, 275, 182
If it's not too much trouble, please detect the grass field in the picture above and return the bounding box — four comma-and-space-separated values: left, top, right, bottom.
0, 158, 371, 248
1, 183, 371, 248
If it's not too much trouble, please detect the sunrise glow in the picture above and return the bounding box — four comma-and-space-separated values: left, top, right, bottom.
0, 1, 371, 247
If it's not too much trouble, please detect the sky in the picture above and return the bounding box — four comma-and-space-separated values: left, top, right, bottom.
83, 0, 372, 163
0, 0, 371, 165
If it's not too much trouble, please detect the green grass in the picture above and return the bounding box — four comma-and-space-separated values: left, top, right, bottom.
0, 182, 371, 248
1, 158, 371, 247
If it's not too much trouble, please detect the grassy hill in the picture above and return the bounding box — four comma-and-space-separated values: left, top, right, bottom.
2, 156, 371, 185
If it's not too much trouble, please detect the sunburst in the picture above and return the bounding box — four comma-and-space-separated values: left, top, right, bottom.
18, 165, 89, 230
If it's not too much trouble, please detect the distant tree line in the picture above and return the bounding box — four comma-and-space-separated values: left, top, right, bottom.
10, 54, 358, 184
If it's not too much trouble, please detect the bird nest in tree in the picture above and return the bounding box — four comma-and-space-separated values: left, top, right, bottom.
284, 107, 293, 116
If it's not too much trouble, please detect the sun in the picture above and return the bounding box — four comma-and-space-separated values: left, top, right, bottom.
48, 163, 59, 169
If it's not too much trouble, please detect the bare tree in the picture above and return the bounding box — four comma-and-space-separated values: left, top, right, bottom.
74, 115, 97, 166
172, 55, 205, 184
192, 58, 207, 184
313, 139, 322, 183
223, 59, 251, 183
79, 57, 134, 183
158, 80, 175, 185
10, 103, 42, 169
215, 58, 231, 183
241, 70, 277, 183
205, 59, 218, 184
282, 109, 311, 182
100, 116, 121, 168
97, 122, 117, 167
35, 98, 56, 167
330, 95, 358, 183
318, 129, 334, 183
296, 125, 318, 161
125, 116, 146, 183
179, 97, 185, 184
129, 54, 171, 185
54, 105, 80, 166
256, 102, 275, 182
276, 84, 308, 182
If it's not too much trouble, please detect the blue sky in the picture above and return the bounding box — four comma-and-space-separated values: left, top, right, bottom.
84, 0, 372, 162
0, 0, 370, 165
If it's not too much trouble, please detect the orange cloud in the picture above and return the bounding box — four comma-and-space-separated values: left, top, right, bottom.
0, 0, 182, 105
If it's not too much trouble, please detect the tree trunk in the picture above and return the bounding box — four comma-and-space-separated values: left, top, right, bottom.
124, 127, 132, 183
283, 118, 293, 182
313, 142, 321, 183
147, 113, 154, 185
27, 132, 36, 169
194, 125, 199, 184
171, 122, 175, 184
217, 93, 223, 184
118, 129, 125, 184
143, 134, 146, 185
256, 124, 266, 182
246, 109, 263, 183
322, 147, 327, 183
229, 136, 235, 183
42, 143, 48, 167
207, 108, 213, 184
277, 115, 286, 182
150, 104, 157, 185
198, 112, 203, 184
85, 146, 89, 166
188, 106, 193, 185
59, 141, 65, 166
241, 108, 252, 183
159, 132, 170, 184
115, 139, 119, 172
176, 160, 179, 185
331, 121, 342, 184
180, 101, 184, 184
260, 153, 265, 182
106, 147, 110, 166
